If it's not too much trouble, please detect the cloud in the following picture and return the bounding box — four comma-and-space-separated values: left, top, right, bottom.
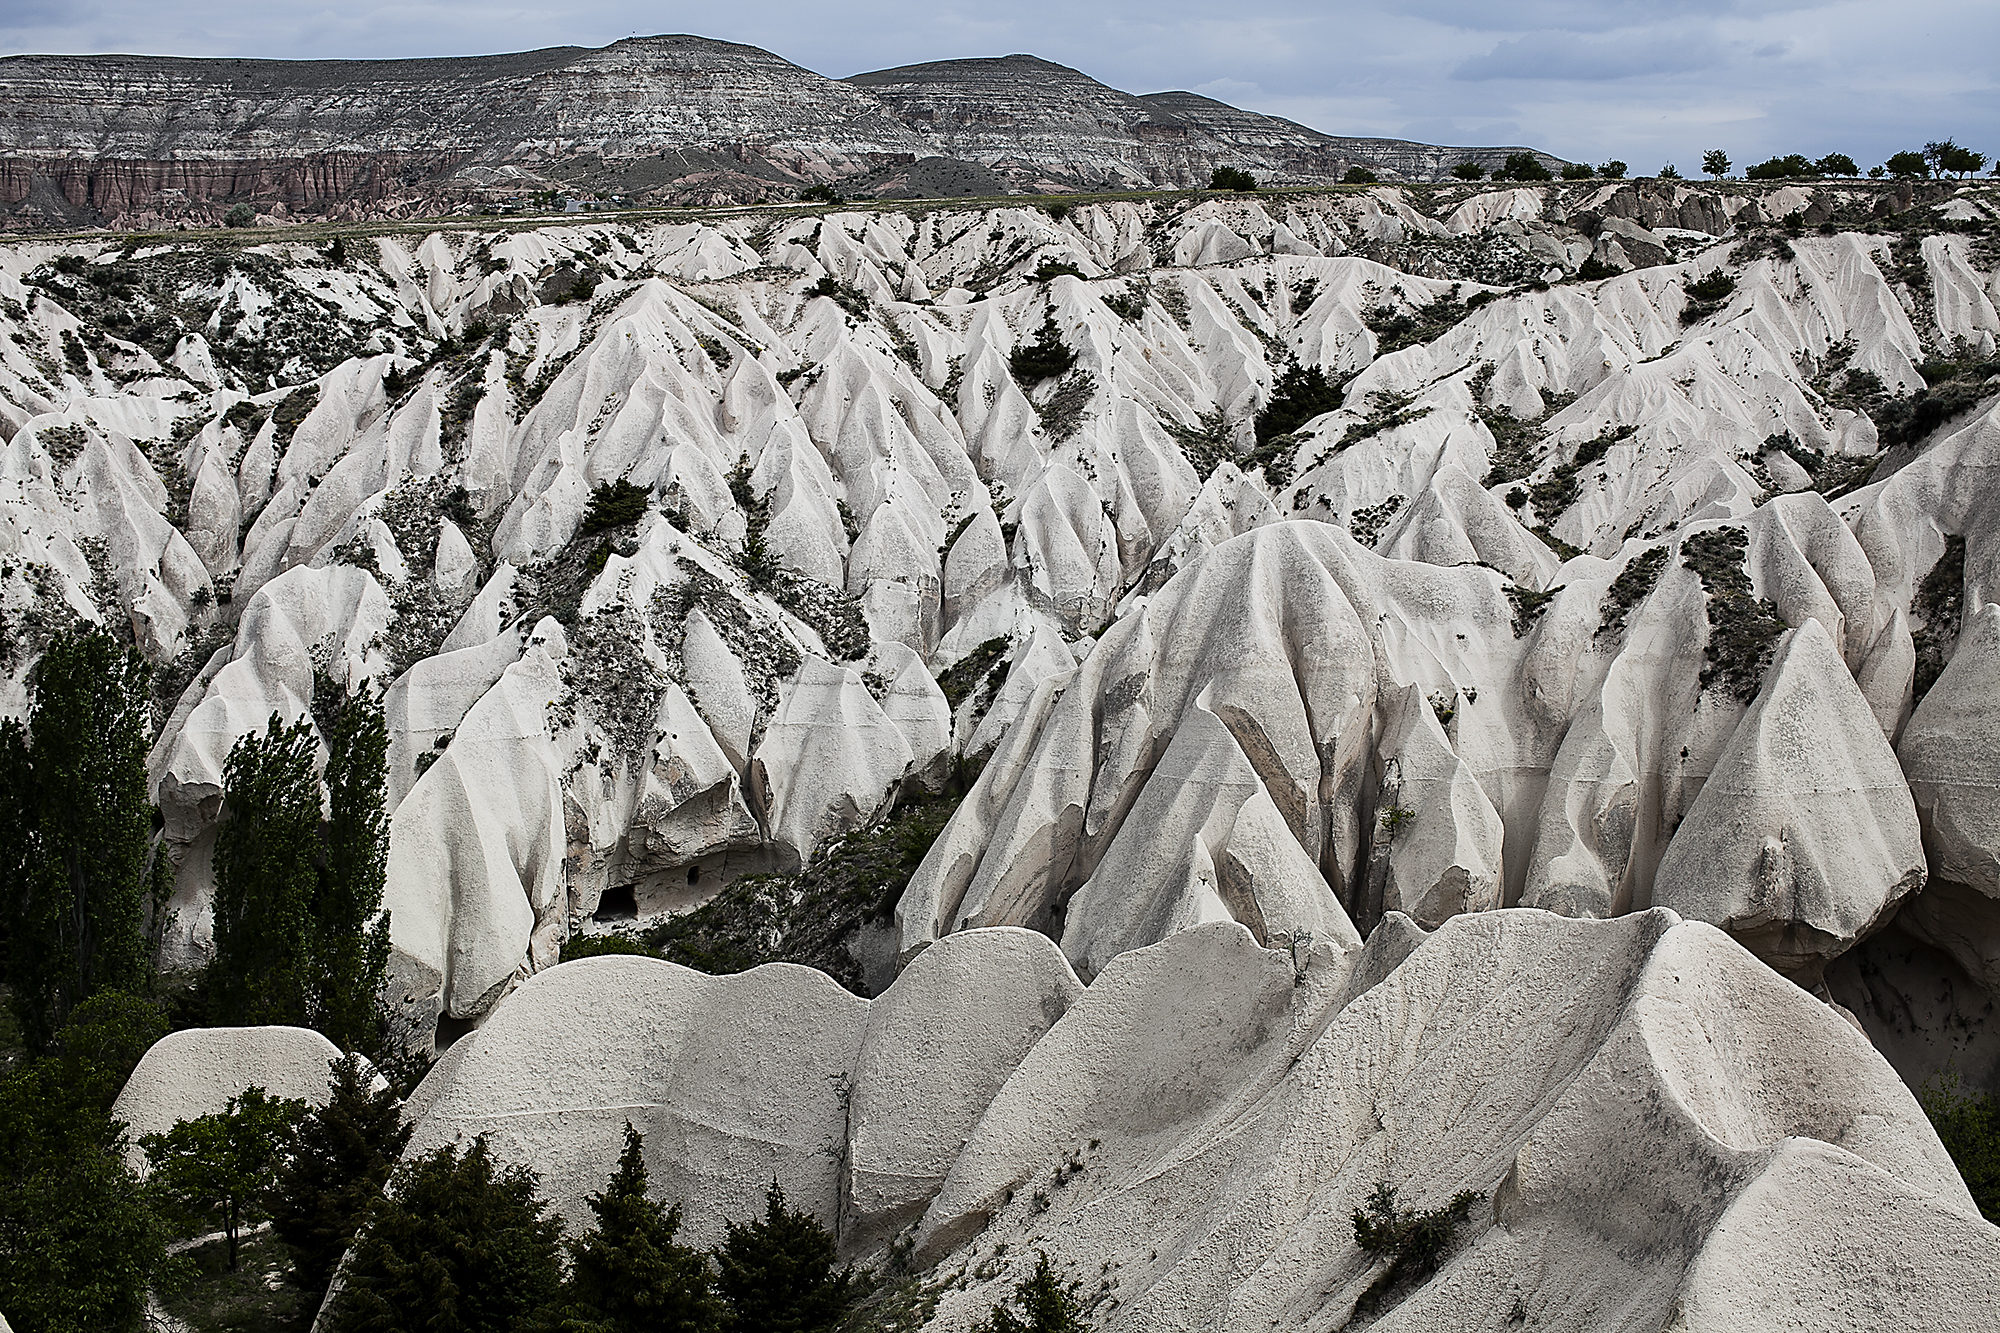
1454, 28, 1726, 82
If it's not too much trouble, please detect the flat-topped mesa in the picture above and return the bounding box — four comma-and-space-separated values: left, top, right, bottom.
0, 34, 1563, 225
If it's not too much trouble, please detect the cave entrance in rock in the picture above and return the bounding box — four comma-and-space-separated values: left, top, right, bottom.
594, 883, 638, 921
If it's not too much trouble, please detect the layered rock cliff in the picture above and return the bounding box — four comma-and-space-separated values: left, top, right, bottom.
0, 35, 1555, 226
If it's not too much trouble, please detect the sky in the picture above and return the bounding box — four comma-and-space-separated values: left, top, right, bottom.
4, 0, 1996, 172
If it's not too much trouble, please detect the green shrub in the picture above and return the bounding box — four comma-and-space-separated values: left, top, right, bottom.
1561, 162, 1595, 180
1450, 161, 1487, 181
1598, 547, 1668, 639
1683, 527, 1787, 701
1208, 167, 1257, 192
713, 1182, 856, 1332
1598, 160, 1628, 179
1350, 1183, 1483, 1318
1255, 360, 1346, 444
799, 183, 844, 205
325, 1137, 564, 1333
1911, 534, 1966, 701
222, 203, 255, 228
979, 1252, 1089, 1333
1574, 256, 1621, 281
1341, 166, 1378, 185
1008, 313, 1077, 386
580, 479, 652, 538
1685, 272, 1737, 302
1816, 152, 1859, 177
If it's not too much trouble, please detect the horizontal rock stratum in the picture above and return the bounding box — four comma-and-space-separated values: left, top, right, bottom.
17, 174, 2000, 1323
0, 35, 1557, 226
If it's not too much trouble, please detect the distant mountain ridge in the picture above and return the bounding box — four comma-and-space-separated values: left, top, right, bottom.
0, 34, 1558, 226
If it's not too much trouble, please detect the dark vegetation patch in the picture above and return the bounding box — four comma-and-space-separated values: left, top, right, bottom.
1009, 313, 1078, 386
1346, 1183, 1483, 1325
1527, 425, 1636, 519
1035, 370, 1097, 442
1921, 1075, 2000, 1223
1506, 583, 1563, 637
1255, 360, 1347, 444
1597, 547, 1668, 639
1683, 526, 1787, 702
1164, 408, 1235, 481
1680, 270, 1737, 325
936, 636, 1011, 713
26, 248, 376, 390
1873, 363, 1998, 450
1362, 285, 1495, 356
1911, 533, 1966, 701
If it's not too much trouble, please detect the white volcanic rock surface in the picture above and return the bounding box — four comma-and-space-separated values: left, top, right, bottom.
211, 913, 1995, 1329
63, 176, 2000, 1327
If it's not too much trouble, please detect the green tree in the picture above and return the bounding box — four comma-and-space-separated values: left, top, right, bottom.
555, 1123, 721, 1333
1746, 154, 1815, 180
1925, 140, 1987, 177
142, 1084, 305, 1271
1816, 152, 1859, 176
326, 1136, 564, 1333
313, 683, 392, 1052
1207, 167, 1257, 192
1561, 161, 1594, 179
1702, 149, 1731, 178
46, 990, 167, 1113
223, 203, 255, 227
1886, 150, 1931, 179
980, 1253, 1088, 1333
0, 628, 163, 1052
1341, 166, 1378, 185
0, 1050, 170, 1333
1598, 160, 1628, 179
1498, 153, 1553, 182
209, 716, 322, 1027
269, 1052, 412, 1304
1658, 163, 1681, 179
712, 1182, 855, 1333
1450, 161, 1486, 180
209, 686, 391, 1047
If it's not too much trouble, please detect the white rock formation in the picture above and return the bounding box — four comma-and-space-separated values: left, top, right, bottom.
121, 910, 1972, 1328
110, 1025, 343, 1170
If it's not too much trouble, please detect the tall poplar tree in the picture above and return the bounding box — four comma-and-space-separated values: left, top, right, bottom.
0, 628, 162, 1052
208, 679, 392, 1051
209, 715, 322, 1027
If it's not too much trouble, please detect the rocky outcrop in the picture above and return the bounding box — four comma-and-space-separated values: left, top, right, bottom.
110, 1026, 344, 1169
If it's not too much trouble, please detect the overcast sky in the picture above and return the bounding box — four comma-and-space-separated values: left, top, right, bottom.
5, 0, 1995, 171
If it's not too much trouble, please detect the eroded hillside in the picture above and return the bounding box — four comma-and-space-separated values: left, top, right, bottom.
25, 174, 2000, 1328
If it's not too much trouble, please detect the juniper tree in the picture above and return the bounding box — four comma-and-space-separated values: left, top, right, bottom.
326, 1137, 565, 1333
557, 1123, 722, 1333
712, 1181, 856, 1333
0, 628, 164, 1051
981, 1253, 1088, 1333
269, 1052, 412, 1303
